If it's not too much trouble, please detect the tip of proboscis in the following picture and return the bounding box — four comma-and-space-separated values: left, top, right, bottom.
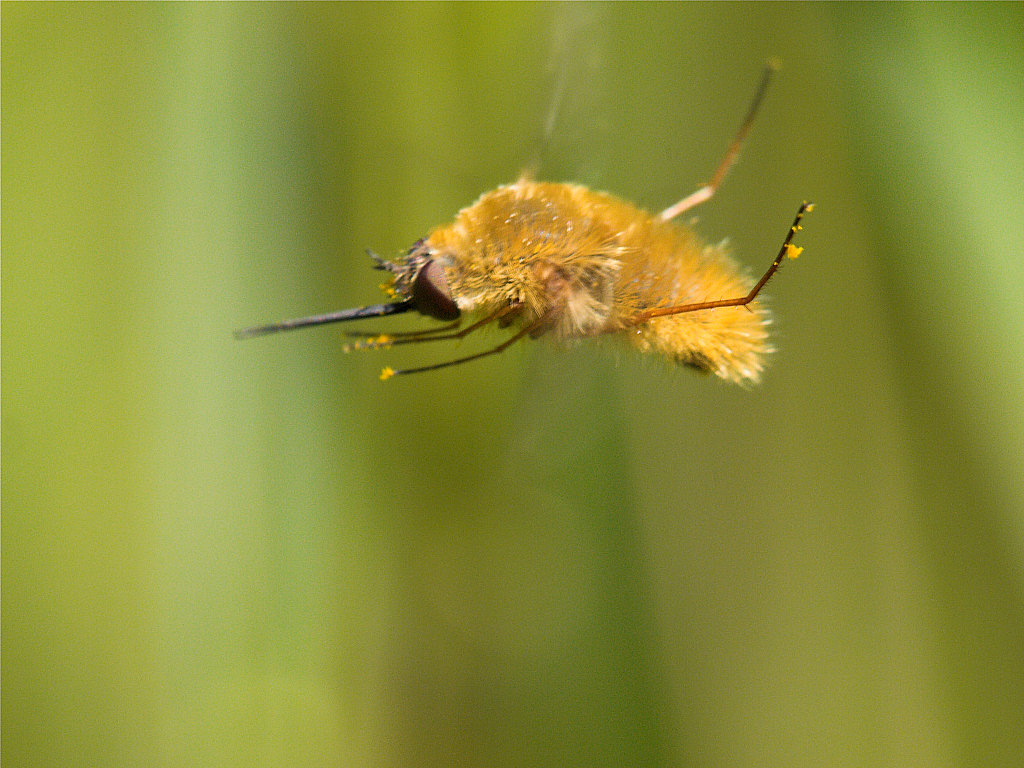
234, 325, 273, 340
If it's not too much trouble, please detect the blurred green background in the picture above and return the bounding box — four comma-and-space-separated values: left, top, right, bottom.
4, 3, 1023, 767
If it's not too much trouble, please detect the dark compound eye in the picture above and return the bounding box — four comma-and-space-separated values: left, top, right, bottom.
411, 259, 460, 320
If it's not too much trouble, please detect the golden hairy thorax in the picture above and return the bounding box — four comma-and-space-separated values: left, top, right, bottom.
423, 179, 771, 383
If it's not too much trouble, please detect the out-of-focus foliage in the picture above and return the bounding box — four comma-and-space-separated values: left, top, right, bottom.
3, 4, 1022, 767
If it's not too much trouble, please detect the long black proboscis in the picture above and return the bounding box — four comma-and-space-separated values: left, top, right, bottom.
234, 300, 414, 339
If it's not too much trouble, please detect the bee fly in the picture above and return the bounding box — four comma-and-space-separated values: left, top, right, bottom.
237, 63, 812, 384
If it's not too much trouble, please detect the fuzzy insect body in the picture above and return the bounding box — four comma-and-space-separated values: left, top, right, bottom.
236, 64, 811, 385
410, 180, 771, 383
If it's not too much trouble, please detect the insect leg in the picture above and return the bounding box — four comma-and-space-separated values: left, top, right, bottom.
631, 202, 812, 324
659, 62, 776, 222
381, 315, 546, 378
519, 49, 569, 183
344, 305, 522, 354
387, 304, 520, 346
340, 319, 462, 339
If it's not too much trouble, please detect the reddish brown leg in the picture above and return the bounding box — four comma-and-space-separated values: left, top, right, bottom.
632, 201, 812, 325
387, 305, 520, 346
659, 62, 776, 222
382, 315, 546, 379
344, 305, 521, 352
341, 319, 461, 338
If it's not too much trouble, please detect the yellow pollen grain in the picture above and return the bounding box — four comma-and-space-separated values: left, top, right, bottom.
785, 244, 803, 259
379, 366, 396, 381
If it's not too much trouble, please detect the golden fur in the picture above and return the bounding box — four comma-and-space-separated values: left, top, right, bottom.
423, 180, 771, 384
